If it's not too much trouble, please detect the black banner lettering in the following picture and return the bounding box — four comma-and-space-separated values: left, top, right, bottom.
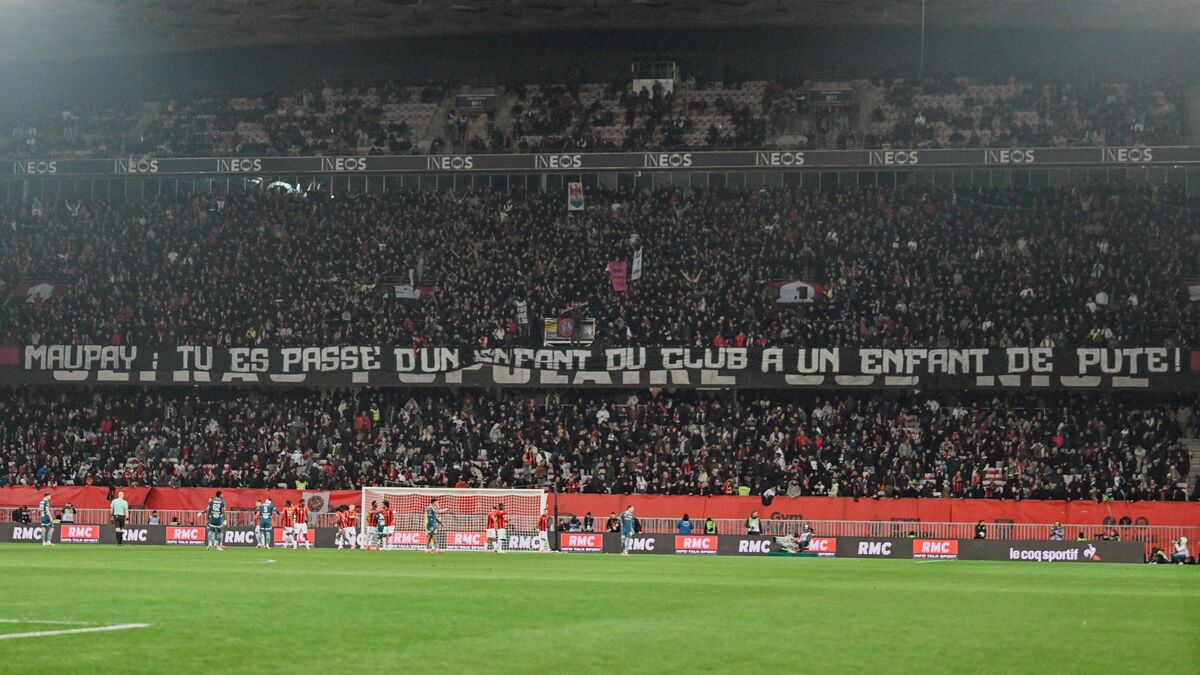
1, 345, 1195, 390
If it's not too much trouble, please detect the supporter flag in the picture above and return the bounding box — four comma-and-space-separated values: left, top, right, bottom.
394, 284, 433, 300
982, 467, 1005, 489
9, 282, 66, 305
1179, 283, 1200, 302
608, 261, 628, 292
631, 248, 644, 281
515, 299, 529, 325
770, 280, 823, 304
567, 182, 585, 211
302, 491, 331, 514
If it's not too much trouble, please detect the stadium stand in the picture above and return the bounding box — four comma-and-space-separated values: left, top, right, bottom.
0, 77, 1183, 157
2, 184, 1197, 349
0, 83, 443, 158
0, 389, 1193, 500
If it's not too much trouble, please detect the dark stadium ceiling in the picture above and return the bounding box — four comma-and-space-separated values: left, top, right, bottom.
2, 0, 1198, 61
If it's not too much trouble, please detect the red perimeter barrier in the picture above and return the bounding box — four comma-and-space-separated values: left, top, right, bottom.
1, 487, 1197, 527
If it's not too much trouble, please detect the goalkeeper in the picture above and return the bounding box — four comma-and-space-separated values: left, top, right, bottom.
425, 498, 443, 554
619, 505, 635, 556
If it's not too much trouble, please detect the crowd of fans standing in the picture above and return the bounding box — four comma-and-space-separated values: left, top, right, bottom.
3, 183, 1197, 351
0, 389, 1194, 502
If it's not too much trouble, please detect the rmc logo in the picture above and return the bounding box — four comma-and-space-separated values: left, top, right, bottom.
857, 541, 894, 556
506, 535, 540, 551
224, 530, 257, 545
10, 526, 44, 541
627, 536, 657, 552
386, 531, 427, 547
913, 539, 958, 559
737, 539, 772, 554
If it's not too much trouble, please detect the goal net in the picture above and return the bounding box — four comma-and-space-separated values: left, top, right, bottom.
361, 487, 548, 552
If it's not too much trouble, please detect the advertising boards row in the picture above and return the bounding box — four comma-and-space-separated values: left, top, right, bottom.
556, 534, 1143, 562
9, 146, 1195, 177
1, 525, 1144, 563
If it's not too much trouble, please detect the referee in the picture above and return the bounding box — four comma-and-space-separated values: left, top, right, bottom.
111, 491, 129, 547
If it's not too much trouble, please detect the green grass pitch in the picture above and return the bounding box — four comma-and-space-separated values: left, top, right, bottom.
0, 544, 1195, 673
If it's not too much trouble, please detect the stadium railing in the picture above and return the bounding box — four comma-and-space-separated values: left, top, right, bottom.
7, 509, 1193, 556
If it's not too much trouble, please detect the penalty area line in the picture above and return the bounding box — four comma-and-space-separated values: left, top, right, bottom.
0, 623, 150, 640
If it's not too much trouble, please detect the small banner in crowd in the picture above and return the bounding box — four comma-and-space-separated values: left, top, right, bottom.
771, 280, 823, 304
608, 261, 628, 292
394, 285, 433, 300
9, 282, 66, 305
515, 300, 529, 325
1180, 282, 1200, 302
567, 182, 585, 211
631, 248, 643, 282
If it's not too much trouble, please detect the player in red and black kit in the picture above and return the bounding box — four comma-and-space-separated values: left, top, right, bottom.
343, 504, 360, 550
293, 500, 311, 549
486, 503, 508, 553
381, 500, 395, 550
280, 500, 296, 548
335, 508, 350, 549
537, 509, 550, 552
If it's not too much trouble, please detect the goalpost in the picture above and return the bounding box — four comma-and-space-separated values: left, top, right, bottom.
361, 487, 548, 552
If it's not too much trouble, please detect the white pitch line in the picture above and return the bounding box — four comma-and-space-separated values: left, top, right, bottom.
0, 619, 98, 625
0, 623, 150, 640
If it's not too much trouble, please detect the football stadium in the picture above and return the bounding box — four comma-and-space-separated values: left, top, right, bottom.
0, 1, 1198, 672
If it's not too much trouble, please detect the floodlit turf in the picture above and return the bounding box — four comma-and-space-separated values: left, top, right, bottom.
0, 545, 1195, 674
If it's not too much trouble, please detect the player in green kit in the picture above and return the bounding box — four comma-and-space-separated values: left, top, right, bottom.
425, 498, 443, 554
256, 498, 276, 549
203, 491, 226, 550
38, 492, 54, 546
619, 505, 636, 556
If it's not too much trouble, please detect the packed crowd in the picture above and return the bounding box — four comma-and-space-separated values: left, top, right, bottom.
0, 388, 1194, 501
1, 76, 1183, 158
2, 183, 1197, 349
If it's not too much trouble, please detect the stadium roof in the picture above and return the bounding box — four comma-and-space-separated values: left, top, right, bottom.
3, 0, 1198, 62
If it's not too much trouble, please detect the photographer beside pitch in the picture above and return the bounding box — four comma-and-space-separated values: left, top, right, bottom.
1170, 537, 1189, 564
